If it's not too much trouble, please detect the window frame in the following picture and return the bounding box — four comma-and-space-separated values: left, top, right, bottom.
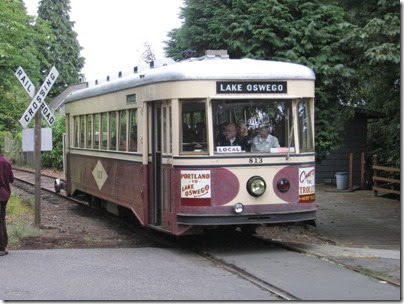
179, 99, 208, 155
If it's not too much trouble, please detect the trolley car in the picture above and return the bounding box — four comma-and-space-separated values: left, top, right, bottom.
62, 51, 316, 235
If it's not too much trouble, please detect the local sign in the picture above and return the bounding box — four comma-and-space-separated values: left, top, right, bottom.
15, 66, 58, 129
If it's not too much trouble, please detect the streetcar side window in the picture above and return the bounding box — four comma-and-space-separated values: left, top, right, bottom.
119, 110, 127, 151
109, 111, 117, 150
73, 116, 78, 147
86, 114, 92, 149
298, 99, 314, 152
80, 115, 85, 148
169, 106, 172, 153
180, 100, 207, 153
128, 109, 137, 152
163, 107, 167, 153
101, 112, 108, 150
212, 99, 294, 154
94, 113, 100, 149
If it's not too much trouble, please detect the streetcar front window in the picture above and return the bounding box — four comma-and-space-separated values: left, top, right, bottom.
298, 99, 314, 152
212, 99, 294, 154
180, 100, 207, 152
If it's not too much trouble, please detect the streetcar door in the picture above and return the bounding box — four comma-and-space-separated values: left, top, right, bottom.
149, 102, 162, 226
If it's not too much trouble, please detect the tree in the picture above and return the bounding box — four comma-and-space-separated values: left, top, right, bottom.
37, 0, 85, 98
340, 0, 400, 166
165, 0, 354, 161
41, 114, 65, 169
0, 0, 53, 135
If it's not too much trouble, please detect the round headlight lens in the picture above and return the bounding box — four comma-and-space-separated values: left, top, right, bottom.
247, 176, 266, 197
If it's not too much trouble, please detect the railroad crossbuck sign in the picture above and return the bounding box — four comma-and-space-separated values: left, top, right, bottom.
15, 66, 59, 129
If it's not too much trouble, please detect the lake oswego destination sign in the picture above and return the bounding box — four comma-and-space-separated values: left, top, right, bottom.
216, 81, 287, 94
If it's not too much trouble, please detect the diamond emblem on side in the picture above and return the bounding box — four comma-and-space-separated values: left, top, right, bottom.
92, 160, 108, 190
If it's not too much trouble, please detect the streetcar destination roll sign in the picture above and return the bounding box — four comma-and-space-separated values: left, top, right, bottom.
216, 81, 287, 94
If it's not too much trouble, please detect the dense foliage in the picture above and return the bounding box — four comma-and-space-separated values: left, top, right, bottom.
0, 0, 83, 169
0, 0, 53, 135
165, 0, 400, 164
41, 115, 65, 168
0, 0, 399, 169
341, 0, 400, 166
37, 0, 85, 98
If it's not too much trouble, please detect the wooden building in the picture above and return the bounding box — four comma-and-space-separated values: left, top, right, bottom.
315, 108, 384, 186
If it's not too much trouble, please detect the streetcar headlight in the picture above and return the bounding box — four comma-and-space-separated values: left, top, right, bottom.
277, 178, 290, 193
247, 176, 266, 197
233, 203, 244, 214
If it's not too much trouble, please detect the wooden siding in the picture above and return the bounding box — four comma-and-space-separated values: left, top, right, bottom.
316, 113, 367, 185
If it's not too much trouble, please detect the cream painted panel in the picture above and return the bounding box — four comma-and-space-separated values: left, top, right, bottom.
172, 155, 314, 167
223, 166, 288, 206
65, 80, 314, 116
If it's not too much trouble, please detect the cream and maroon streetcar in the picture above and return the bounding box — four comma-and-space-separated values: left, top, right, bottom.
62, 52, 316, 235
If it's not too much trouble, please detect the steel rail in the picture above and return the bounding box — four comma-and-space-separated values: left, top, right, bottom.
12, 167, 399, 294
12, 168, 301, 299
194, 248, 300, 300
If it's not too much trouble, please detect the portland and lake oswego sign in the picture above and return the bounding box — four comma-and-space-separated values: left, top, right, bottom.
216, 81, 287, 94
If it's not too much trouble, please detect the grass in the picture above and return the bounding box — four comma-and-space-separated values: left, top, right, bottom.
82, 235, 102, 245
6, 192, 46, 248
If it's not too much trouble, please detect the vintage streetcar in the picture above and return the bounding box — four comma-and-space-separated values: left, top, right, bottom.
60, 51, 316, 235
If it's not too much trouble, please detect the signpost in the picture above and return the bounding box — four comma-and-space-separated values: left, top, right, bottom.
15, 66, 58, 226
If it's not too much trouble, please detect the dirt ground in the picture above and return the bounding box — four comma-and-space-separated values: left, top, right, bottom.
10, 168, 332, 250
11, 183, 158, 250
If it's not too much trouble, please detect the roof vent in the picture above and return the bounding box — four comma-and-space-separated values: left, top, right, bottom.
205, 50, 228, 56
203, 50, 229, 60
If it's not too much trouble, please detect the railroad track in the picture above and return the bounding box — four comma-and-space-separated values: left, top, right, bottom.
12, 167, 91, 207
13, 167, 63, 192
195, 248, 299, 300
12, 167, 302, 300
14, 167, 399, 298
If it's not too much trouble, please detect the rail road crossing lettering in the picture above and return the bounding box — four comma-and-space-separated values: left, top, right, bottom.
15, 67, 35, 98
16, 66, 58, 129
181, 170, 211, 198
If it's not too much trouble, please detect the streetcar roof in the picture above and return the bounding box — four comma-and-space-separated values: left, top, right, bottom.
65, 58, 315, 103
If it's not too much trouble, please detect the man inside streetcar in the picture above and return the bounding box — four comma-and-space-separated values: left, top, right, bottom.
237, 120, 252, 151
217, 123, 248, 150
251, 123, 280, 152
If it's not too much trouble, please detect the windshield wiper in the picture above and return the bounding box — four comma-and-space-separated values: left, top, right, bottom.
286, 108, 294, 160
